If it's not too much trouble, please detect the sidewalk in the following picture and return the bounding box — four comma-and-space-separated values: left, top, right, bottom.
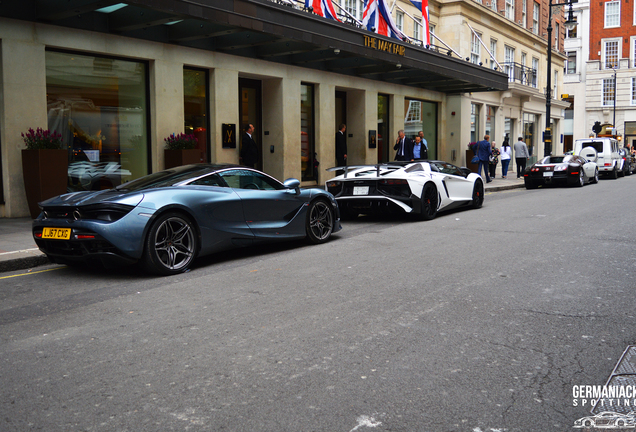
0, 176, 524, 273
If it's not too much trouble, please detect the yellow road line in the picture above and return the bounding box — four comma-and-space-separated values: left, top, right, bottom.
0, 267, 64, 280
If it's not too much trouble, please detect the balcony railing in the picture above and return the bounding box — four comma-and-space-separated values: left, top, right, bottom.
501, 62, 537, 88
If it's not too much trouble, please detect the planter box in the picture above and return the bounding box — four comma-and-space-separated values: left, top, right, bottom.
22, 149, 68, 219
465, 149, 478, 173
164, 149, 200, 169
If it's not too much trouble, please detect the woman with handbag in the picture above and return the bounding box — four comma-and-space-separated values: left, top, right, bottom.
489, 141, 500, 179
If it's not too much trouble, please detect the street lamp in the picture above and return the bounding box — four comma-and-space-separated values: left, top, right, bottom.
612, 66, 617, 137
544, 0, 578, 156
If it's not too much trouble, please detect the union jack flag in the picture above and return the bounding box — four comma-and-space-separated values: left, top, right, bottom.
305, 0, 341, 21
409, 0, 430, 45
362, 0, 404, 40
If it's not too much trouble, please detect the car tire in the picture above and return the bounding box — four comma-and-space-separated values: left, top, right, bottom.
306, 199, 334, 244
619, 166, 626, 177
524, 180, 538, 189
576, 169, 585, 187
580, 146, 598, 163
610, 167, 618, 179
471, 179, 484, 209
418, 182, 438, 221
592, 168, 599, 184
142, 212, 198, 275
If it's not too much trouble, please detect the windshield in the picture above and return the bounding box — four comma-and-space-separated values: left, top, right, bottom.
116, 165, 215, 192
541, 156, 573, 164
578, 141, 604, 153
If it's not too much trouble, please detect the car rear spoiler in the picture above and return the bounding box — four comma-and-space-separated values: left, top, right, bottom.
326, 162, 411, 178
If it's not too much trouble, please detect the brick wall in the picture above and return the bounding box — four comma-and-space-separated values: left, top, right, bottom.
589, 0, 634, 61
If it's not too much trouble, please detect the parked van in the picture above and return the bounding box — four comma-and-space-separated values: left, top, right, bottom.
573, 138, 624, 179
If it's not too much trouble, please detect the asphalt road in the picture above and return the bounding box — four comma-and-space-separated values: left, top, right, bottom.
2, 176, 636, 432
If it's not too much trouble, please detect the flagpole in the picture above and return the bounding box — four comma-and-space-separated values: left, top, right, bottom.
464, 21, 502, 70
330, 1, 363, 25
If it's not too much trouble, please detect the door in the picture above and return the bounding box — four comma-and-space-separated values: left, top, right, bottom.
378, 94, 390, 163
430, 161, 474, 200
239, 79, 262, 171
219, 169, 304, 237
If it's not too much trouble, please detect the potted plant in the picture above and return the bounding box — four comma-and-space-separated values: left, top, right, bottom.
21, 128, 68, 218
164, 133, 200, 169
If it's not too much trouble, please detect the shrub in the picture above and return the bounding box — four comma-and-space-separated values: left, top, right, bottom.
164, 133, 198, 150
21, 128, 63, 150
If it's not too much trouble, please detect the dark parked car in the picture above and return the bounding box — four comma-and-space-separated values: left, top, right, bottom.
33, 164, 341, 275
524, 154, 598, 189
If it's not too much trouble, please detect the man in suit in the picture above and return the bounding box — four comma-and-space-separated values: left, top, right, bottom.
240, 123, 259, 168
393, 129, 413, 161
335, 123, 347, 168
476, 134, 492, 183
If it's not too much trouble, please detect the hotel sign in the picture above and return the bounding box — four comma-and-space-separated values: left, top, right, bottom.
363, 35, 405, 56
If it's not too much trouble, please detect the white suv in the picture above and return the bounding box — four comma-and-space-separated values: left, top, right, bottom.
573, 138, 624, 179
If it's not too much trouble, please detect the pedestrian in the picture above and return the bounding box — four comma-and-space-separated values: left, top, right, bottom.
412, 135, 428, 160
513, 136, 530, 178
240, 123, 259, 168
393, 129, 413, 161
335, 123, 347, 167
418, 130, 428, 154
500, 137, 512, 179
489, 141, 500, 179
475, 134, 492, 183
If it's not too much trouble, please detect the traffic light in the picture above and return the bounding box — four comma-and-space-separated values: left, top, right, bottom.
592, 121, 602, 135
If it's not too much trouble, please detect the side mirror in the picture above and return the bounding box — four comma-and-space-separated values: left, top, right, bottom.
283, 178, 301, 194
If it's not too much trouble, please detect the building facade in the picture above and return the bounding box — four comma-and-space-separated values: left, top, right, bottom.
1, 0, 568, 218
564, 0, 636, 147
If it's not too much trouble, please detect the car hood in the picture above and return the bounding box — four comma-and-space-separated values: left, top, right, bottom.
40, 189, 144, 208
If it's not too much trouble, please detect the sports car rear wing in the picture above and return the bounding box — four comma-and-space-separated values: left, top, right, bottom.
326, 162, 412, 178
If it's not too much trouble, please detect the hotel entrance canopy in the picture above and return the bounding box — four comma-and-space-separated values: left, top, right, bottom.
2, 0, 508, 93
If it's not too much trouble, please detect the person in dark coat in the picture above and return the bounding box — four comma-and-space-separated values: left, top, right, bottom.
475, 134, 492, 183
393, 129, 413, 161
240, 123, 259, 168
335, 124, 347, 168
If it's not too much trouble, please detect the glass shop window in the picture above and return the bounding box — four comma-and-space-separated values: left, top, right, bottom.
184, 68, 209, 163
46, 50, 149, 192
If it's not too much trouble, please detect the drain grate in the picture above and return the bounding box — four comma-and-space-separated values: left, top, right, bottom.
592, 346, 636, 415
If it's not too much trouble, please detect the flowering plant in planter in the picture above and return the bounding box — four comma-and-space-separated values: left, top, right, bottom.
164, 133, 198, 150
21, 128, 63, 150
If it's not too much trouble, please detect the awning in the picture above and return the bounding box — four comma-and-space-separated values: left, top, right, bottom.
2, 0, 509, 93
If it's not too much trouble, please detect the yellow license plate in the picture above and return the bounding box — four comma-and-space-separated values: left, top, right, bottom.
42, 227, 71, 240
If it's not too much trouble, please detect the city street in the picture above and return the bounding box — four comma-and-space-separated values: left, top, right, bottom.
2, 176, 636, 431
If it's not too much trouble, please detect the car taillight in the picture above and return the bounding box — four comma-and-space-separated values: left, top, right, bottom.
605, 163, 612, 167
379, 179, 408, 185
531, 167, 540, 172
76, 234, 96, 239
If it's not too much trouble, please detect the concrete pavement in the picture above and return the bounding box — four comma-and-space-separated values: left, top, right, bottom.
0, 175, 525, 273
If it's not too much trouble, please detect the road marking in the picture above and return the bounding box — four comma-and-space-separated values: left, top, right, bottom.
0, 267, 64, 280
349, 415, 382, 431
0, 248, 40, 256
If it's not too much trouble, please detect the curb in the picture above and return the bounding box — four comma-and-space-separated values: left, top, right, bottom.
0, 253, 50, 273
485, 183, 526, 192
